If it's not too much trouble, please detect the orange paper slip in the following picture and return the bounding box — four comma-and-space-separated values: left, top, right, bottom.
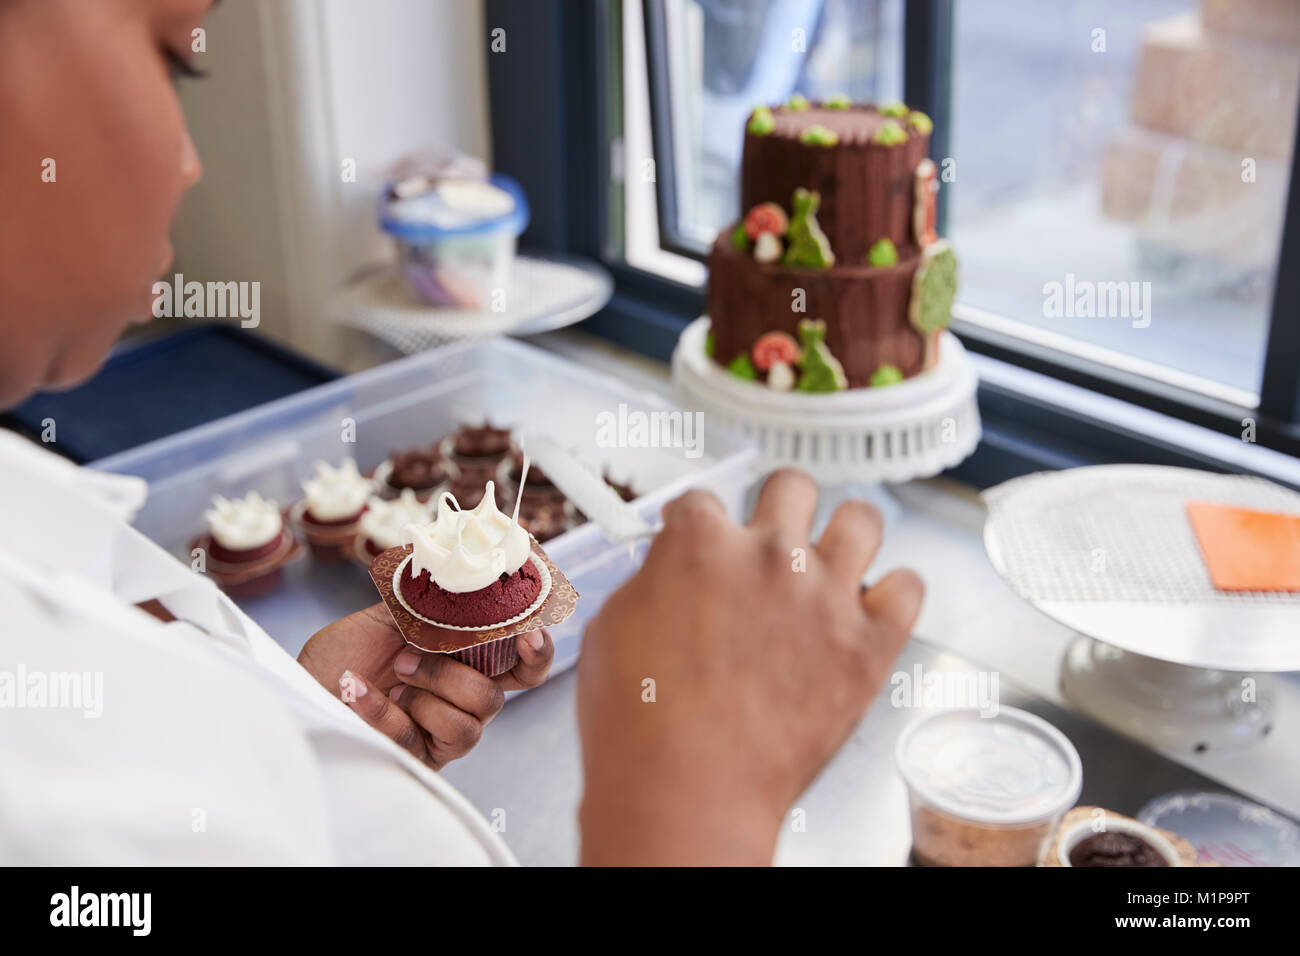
1185, 500, 1300, 591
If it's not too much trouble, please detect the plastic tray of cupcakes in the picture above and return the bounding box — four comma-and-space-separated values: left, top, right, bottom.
90, 338, 756, 667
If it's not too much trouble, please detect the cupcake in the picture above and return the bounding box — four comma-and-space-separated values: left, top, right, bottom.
518, 497, 571, 542
374, 445, 448, 500
394, 481, 550, 674
445, 422, 513, 471
196, 491, 300, 598
502, 451, 573, 541
447, 469, 506, 510
354, 488, 435, 562
294, 458, 372, 561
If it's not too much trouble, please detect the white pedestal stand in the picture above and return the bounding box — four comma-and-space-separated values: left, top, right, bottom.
330, 253, 612, 354
983, 465, 1300, 754
671, 316, 982, 532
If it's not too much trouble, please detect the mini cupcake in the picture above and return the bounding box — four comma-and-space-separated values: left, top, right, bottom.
196, 491, 300, 598
447, 469, 506, 510
445, 422, 513, 472
394, 481, 550, 674
374, 445, 448, 500
518, 497, 571, 542
354, 488, 435, 562
293, 458, 372, 562
507, 452, 565, 504
502, 452, 573, 541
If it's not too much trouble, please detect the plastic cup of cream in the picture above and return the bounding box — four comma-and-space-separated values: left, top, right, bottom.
895, 706, 1083, 867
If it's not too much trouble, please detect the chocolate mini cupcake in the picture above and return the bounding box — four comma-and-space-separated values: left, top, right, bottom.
195, 491, 300, 598
1050, 809, 1186, 867
502, 451, 572, 540
446, 422, 513, 471
376, 446, 448, 499
293, 458, 372, 562
517, 498, 571, 542
447, 469, 506, 510
354, 488, 435, 562
393, 481, 551, 674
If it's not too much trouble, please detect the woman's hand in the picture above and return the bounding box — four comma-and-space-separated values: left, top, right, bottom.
577, 469, 923, 865
298, 604, 554, 769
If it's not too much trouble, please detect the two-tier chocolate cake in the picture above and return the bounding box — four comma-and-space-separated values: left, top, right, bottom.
706, 99, 958, 391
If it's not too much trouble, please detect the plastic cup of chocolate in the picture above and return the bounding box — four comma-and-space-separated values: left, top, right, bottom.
1055, 816, 1180, 867
895, 706, 1083, 867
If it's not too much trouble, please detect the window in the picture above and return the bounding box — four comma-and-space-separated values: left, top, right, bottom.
485, 0, 1300, 473
645, 0, 903, 255
947, 0, 1297, 406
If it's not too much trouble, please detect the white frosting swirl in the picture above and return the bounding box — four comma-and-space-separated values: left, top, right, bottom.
359, 488, 434, 551
302, 458, 370, 522
403, 481, 530, 593
204, 491, 282, 551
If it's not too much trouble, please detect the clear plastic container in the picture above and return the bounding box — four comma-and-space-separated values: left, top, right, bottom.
91, 339, 756, 669
380, 173, 529, 309
895, 706, 1083, 866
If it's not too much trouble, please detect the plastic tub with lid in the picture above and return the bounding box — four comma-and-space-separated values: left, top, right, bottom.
380, 173, 529, 309
895, 706, 1084, 866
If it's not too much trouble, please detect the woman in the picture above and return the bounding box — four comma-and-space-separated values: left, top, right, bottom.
0, 0, 922, 865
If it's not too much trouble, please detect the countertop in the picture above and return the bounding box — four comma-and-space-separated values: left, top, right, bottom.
347, 326, 1300, 864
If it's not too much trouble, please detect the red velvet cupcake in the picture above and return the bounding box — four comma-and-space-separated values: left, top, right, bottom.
294, 458, 372, 562
392, 481, 551, 674
196, 491, 300, 598
353, 488, 434, 563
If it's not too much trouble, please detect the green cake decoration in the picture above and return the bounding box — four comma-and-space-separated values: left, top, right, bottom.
747, 105, 775, 136
731, 222, 751, 251
825, 93, 851, 110
909, 241, 958, 335
786, 93, 810, 111
704, 331, 715, 358
879, 100, 908, 118
907, 111, 933, 135
867, 237, 898, 268
799, 124, 839, 147
870, 364, 904, 387
910, 241, 958, 370
794, 320, 847, 393
727, 352, 758, 381
873, 119, 908, 146
782, 188, 835, 269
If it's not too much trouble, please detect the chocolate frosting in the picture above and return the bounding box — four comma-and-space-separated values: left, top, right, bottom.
706, 233, 925, 387
741, 104, 929, 262
1068, 832, 1169, 868
453, 423, 512, 459
386, 446, 447, 490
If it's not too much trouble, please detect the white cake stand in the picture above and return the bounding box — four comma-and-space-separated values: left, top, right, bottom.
983, 465, 1300, 754
671, 316, 981, 485
330, 253, 613, 354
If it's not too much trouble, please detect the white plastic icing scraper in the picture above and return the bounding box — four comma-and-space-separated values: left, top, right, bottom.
519, 434, 661, 547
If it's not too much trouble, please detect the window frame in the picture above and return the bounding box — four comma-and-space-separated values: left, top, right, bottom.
485, 0, 1300, 487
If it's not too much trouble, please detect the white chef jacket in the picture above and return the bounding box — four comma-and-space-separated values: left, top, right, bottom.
0, 430, 515, 865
